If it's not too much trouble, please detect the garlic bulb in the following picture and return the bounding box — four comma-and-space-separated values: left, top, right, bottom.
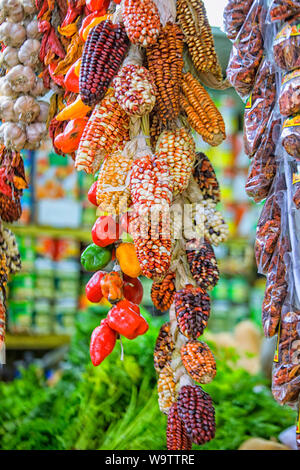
26, 122, 47, 147
0, 96, 16, 121
18, 39, 40, 68
14, 95, 40, 123
0, 76, 18, 98
37, 100, 49, 123
0, 22, 26, 47
26, 19, 41, 39
30, 77, 47, 97
0, 0, 24, 22
6, 65, 36, 93
0, 122, 26, 151
21, 0, 36, 15
0, 47, 19, 68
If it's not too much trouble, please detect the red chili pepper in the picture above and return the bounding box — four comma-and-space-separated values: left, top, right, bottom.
61, 0, 85, 28
48, 62, 65, 87
92, 215, 121, 248
88, 181, 98, 206
86, 0, 110, 12
85, 270, 106, 303
90, 318, 117, 366
64, 63, 79, 93
54, 117, 88, 154
107, 299, 149, 340
123, 275, 143, 305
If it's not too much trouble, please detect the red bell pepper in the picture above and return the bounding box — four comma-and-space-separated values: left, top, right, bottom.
123, 275, 143, 305
107, 299, 149, 340
92, 215, 122, 248
85, 270, 105, 303
88, 181, 98, 206
54, 117, 88, 155
64, 63, 79, 93
90, 319, 117, 366
86, 0, 110, 12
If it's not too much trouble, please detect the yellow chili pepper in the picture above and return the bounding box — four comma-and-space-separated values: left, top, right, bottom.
55, 96, 91, 121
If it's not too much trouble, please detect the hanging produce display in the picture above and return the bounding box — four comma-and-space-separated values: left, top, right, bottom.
0, 0, 230, 450
225, 0, 300, 451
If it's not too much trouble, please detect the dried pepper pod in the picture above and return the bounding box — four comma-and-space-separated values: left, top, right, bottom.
122, 0, 161, 47
223, 0, 254, 41
79, 20, 130, 106
262, 236, 290, 338
177, 385, 216, 445
255, 192, 282, 275
157, 364, 177, 415
181, 340, 216, 384
130, 154, 172, 208
177, 0, 223, 81
154, 321, 175, 373
203, 199, 229, 246
75, 94, 130, 174
146, 22, 184, 125
281, 115, 300, 159
245, 118, 280, 202
129, 206, 172, 280
151, 272, 176, 313
186, 238, 219, 291
175, 284, 211, 339
270, 0, 300, 22
155, 128, 196, 195
244, 59, 276, 156
272, 308, 300, 406
226, 1, 264, 98
273, 19, 300, 71
180, 72, 226, 147
279, 69, 300, 117
166, 402, 192, 451
96, 150, 133, 215
193, 152, 220, 203
113, 64, 157, 117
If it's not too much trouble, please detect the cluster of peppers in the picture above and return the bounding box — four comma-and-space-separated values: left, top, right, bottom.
83, 184, 148, 366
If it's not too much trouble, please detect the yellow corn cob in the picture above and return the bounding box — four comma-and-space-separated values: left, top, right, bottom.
156, 128, 196, 195
180, 73, 226, 146
75, 94, 130, 175
157, 364, 177, 415
96, 151, 133, 215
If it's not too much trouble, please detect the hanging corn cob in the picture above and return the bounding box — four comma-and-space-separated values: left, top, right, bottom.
167, 403, 193, 451
193, 152, 221, 203
122, 0, 161, 47
146, 22, 184, 125
113, 63, 157, 117
174, 284, 211, 339
156, 128, 196, 195
181, 340, 216, 384
154, 321, 175, 372
151, 272, 176, 312
75, 93, 130, 174
79, 20, 130, 107
180, 72, 226, 146
96, 150, 133, 215
186, 238, 219, 290
157, 364, 177, 414
177, 0, 223, 82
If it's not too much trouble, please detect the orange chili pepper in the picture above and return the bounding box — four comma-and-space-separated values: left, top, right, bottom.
54, 117, 88, 154
55, 96, 91, 121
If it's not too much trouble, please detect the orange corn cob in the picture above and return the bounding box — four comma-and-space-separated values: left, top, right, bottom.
156, 128, 196, 195
154, 321, 174, 373
151, 272, 176, 312
122, 0, 161, 47
75, 94, 130, 174
157, 364, 177, 415
96, 151, 133, 215
180, 72, 226, 147
181, 340, 216, 384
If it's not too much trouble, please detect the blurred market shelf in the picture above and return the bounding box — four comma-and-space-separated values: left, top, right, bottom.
6, 333, 71, 350
6, 224, 91, 243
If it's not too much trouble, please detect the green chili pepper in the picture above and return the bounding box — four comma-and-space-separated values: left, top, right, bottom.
81, 243, 112, 271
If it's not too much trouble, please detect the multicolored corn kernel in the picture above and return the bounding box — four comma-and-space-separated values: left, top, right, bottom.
122, 0, 161, 48
157, 364, 177, 415
181, 340, 216, 384
193, 152, 220, 203
186, 238, 219, 291
174, 284, 211, 339
166, 402, 192, 451
156, 128, 196, 195
151, 272, 176, 313
154, 321, 175, 373
177, 385, 216, 445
